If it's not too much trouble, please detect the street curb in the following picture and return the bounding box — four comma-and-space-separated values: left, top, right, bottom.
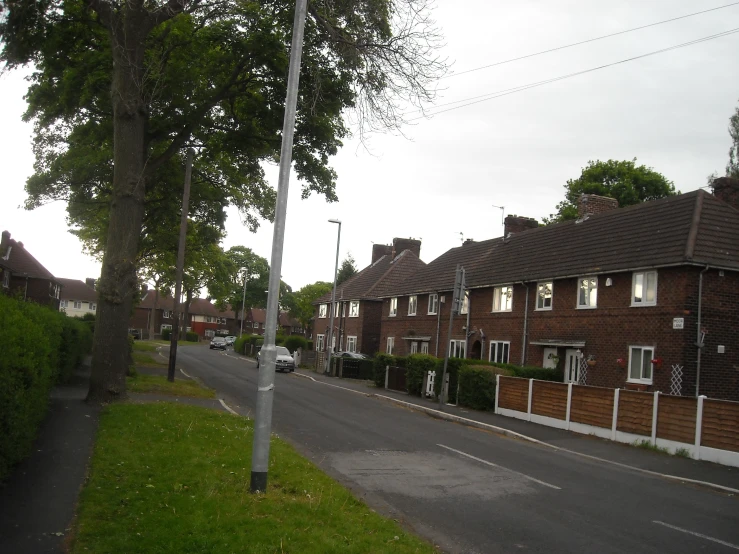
218, 398, 239, 416
293, 371, 739, 495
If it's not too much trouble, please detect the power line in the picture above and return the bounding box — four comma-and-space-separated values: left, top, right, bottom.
444, 1, 739, 80
413, 27, 739, 121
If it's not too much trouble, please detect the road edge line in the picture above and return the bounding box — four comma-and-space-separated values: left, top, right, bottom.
218, 398, 239, 416
179, 367, 194, 380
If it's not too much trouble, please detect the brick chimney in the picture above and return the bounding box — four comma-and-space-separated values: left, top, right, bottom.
392, 237, 421, 259
463, 238, 475, 246
1, 230, 9, 257
712, 176, 739, 210
371, 243, 393, 264
141, 283, 149, 295
85, 278, 96, 290
577, 194, 619, 218
504, 215, 538, 237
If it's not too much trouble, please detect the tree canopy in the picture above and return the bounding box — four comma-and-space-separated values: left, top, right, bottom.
726, 103, 739, 179
544, 159, 677, 224
282, 281, 333, 330
336, 254, 358, 285
0, 0, 446, 402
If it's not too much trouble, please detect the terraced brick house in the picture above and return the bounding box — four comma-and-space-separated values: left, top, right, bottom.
313, 238, 427, 357
0, 230, 61, 310
380, 180, 739, 401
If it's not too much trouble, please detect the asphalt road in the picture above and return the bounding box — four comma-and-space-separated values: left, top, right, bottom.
175, 345, 739, 554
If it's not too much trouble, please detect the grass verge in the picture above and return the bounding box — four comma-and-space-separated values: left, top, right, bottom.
132, 351, 167, 367
70, 404, 435, 553
126, 374, 216, 399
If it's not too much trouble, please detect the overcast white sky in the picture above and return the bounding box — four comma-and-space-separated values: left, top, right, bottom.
1, 0, 737, 293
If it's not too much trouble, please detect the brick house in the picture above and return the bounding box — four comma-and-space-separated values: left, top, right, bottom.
380, 182, 739, 401
130, 288, 190, 338
313, 238, 426, 356
189, 298, 232, 338
0, 230, 61, 309
239, 308, 304, 337
58, 278, 98, 317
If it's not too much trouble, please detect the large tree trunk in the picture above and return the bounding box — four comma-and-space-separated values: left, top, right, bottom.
87, 19, 148, 404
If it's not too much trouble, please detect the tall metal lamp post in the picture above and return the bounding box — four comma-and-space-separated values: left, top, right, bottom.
326, 219, 341, 375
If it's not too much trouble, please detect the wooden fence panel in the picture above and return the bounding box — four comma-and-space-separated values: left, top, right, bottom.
570, 386, 613, 429
617, 390, 653, 437
531, 381, 568, 420
656, 395, 696, 444
498, 376, 529, 413
702, 399, 739, 453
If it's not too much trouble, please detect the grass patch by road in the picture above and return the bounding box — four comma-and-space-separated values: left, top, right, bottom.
126, 374, 216, 399
132, 350, 167, 367
70, 404, 435, 553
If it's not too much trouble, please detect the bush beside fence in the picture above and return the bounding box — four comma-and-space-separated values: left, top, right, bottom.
0, 295, 93, 481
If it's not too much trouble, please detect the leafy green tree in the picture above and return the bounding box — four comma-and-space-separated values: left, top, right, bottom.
726, 103, 739, 178
282, 281, 333, 331
1, 0, 445, 403
336, 254, 358, 285
544, 159, 677, 224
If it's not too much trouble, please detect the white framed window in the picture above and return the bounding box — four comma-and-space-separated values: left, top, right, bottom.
421, 342, 429, 354
319, 304, 327, 318
341, 302, 346, 317
205, 329, 215, 338
632, 271, 657, 307
536, 282, 553, 310
161, 324, 172, 332
334, 302, 340, 318
389, 297, 397, 317
386, 336, 395, 354
331, 335, 336, 351
73, 301, 82, 309
489, 341, 510, 364
346, 336, 357, 352
2, 271, 9, 288
410, 341, 418, 354
428, 293, 438, 315
578, 277, 598, 308
316, 334, 325, 351
449, 339, 466, 358
628, 346, 655, 384
89, 302, 96, 310
163, 310, 171, 319
492, 286, 513, 312
349, 301, 359, 317
460, 290, 469, 314
408, 295, 417, 316
60, 299, 69, 308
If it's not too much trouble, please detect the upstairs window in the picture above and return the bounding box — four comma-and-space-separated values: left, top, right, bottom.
459, 291, 469, 314
536, 282, 553, 310
492, 286, 513, 312
318, 304, 327, 318
428, 293, 438, 315
408, 295, 417, 316
389, 297, 398, 317
578, 277, 598, 308
349, 301, 359, 317
632, 271, 657, 306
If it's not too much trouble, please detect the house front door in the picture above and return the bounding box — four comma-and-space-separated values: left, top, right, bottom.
565, 349, 580, 383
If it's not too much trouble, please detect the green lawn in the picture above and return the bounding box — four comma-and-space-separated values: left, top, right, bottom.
126, 374, 216, 399
71, 404, 435, 553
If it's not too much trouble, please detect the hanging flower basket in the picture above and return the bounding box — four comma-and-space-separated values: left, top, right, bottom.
651, 357, 663, 369
586, 355, 596, 367
616, 357, 626, 369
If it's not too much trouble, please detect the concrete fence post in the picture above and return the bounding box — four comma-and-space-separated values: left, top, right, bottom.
651, 391, 660, 446
494, 374, 500, 414
566, 383, 573, 430
611, 388, 620, 441
527, 379, 534, 421
384, 365, 389, 390
694, 395, 707, 460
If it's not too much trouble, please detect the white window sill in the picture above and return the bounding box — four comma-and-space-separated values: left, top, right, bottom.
428, 312, 437, 316
626, 378, 653, 385
577, 305, 597, 310
491, 309, 513, 313
408, 313, 416, 317
389, 314, 397, 317
349, 315, 359, 318
630, 302, 657, 307
535, 307, 553, 311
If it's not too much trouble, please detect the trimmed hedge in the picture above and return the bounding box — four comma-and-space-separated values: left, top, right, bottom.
185, 331, 199, 342
405, 354, 437, 396
458, 366, 497, 410
161, 328, 171, 341
284, 335, 308, 353
0, 295, 92, 481
233, 336, 248, 355
372, 353, 396, 387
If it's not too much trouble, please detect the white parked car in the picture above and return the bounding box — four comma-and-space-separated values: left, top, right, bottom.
256, 346, 295, 372
224, 336, 236, 346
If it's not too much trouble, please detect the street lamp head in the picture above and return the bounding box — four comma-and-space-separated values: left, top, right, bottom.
328, 219, 341, 224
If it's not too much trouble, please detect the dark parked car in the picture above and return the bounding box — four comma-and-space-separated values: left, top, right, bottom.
256, 346, 295, 372
128, 328, 141, 340
210, 337, 227, 350
335, 351, 370, 359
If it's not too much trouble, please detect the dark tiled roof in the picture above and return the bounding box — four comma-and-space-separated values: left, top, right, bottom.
315, 250, 427, 303
1, 237, 57, 281
139, 291, 176, 311
58, 278, 97, 302
138, 293, 235, 318
386, 191, 739, 296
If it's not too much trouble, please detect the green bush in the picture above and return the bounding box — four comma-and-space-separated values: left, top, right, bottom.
233, 336, 247, 355
275, 333, 286, 346
405, 354, 437, 397
458, 366, 497, 410
284, 335, 308, 353
306, 340, 314, 351
161, 328, 171, 341
0, 295, 92, 481
433, 357, 463, 404
372, 353, 396, 387
510, 365, 562, 381
185, 331, 199, 342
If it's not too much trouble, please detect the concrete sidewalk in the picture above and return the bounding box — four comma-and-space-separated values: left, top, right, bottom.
293, 368, 739, 492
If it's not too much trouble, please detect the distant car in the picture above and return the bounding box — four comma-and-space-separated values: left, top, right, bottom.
128, 329, 141, 340
224, 336, 236, 346
335, 351, 370, 359
210, 337, 227, 350
256, 346, 295, 372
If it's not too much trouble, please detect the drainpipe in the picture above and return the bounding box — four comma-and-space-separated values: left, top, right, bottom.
435, 292, 442, 357
695, 265, 710, 397
519, 282, 529, 366
464, 291, 471, 359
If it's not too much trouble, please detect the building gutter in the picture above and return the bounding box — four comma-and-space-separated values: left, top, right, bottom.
695, 265, 710, 397
519, 282, 529, 366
